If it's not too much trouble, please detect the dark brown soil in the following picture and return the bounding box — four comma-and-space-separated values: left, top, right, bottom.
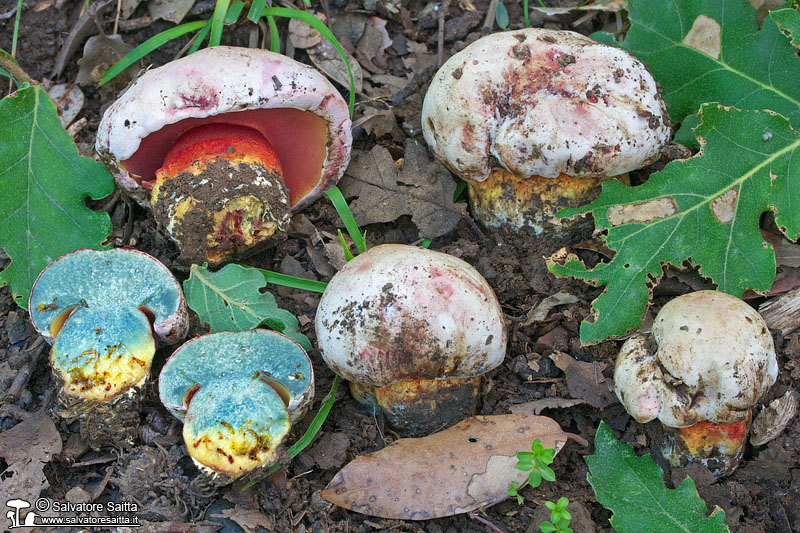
1, 1, 798, 532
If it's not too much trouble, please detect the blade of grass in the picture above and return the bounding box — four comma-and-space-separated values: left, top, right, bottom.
256, 268, 328, 293
524, 0, 530, 27
209, 0, 232, 47
256, 6, 355, 116
453, 181, 467, 203
242, 375, 341, 489
225, 0, 246, 23
420, 238, 432, 248
324, 186, 366, 254
338, 230, 354, 261
11, 0, 23, 57
100, 20, 207, 85
267, 16, 280, 53
247, 0, 267, 22
186, 19, 213, 55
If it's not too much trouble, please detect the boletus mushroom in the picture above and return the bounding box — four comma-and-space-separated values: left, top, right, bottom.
315, 244, 506, 436
97, 46, 352, 264
421, 28, 671, 233
28, 248, 188, 448
614, 291, 778, 478
159, 329, 314, 484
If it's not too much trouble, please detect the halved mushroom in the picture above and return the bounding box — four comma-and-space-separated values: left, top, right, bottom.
28, 248, 188, 448
614, 291, 778, 478
421, 28, 670, 233
315, 244, 507, 436
96, 46, 352, 264
159, 329, 314, 483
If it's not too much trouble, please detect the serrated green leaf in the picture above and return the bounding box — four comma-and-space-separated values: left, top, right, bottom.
184, 263, 311, 350
772, 5, 800, 48
612, 0, 799, 127
586, 422, 729, 533
0, 86, 113, 309
549, 105, 800, 343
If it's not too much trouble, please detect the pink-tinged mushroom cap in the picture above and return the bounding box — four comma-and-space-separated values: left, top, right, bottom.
96, 46, 352, 210
422, 28, 670, 184
614, 291, 777, 428
315, 244, 506, 387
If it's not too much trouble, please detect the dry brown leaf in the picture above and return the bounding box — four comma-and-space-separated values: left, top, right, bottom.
212, 505, 274, 533
522, 292, 579, 327
48, 83, 84, 127
307, 38, 363, 93
148, 0, 195, 24
0, 412, 62, 522
322, 414, 579, 520
340, 139, 466, 239
76, 34, 135, 87
509, 398, 586, 415
288, 13, 325, 49
550, 351, 617, 409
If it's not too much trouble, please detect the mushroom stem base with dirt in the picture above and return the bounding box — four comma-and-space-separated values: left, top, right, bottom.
350, 376, 481, 437
467, 168, 628, 232
661, 413, 752, 478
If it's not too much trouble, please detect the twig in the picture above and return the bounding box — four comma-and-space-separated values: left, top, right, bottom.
0, 52, 36, 86
470, 511, 507, 533
437, 0, 451, 67
113, 0, 122, 34
483, 0, 499, 32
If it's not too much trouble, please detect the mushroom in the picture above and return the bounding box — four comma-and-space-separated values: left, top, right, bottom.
614, 291, 778, 478
159, 329, 314, 483
96, 46, 352, 264
421, 28, 671, 233
315, 244, 506, 436
28, 248, 188, 448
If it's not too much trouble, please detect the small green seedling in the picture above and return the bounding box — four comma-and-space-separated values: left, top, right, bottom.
540, 497, 573, 533
516, 437, 557, 488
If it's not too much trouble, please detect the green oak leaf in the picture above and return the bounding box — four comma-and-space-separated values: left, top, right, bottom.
548, 105, 799, 343
611, 0, 799, 125
184, 263, 311, 350
0, 86, 113, 309
586, 422, 729, 533
772, 5, 800, 48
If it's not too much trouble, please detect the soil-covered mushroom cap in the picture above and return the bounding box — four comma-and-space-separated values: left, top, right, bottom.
159, 329, 314, 480
97, 46, 351, 209
29, 248, 188, 403
614, 291, 778, 428
315, 244, 506, 387
421, 28, 670, 184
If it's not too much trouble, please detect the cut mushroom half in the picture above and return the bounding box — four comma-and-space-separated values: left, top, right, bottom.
159, 329, 314, 483
28, 248, 188, 448
613, 291, 778, 478
96, 46, 352, 264
315, 244, 507, 437
421, 28, 670, 234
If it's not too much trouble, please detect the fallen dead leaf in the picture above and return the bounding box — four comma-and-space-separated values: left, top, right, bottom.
76, 33, 136, 87
750, 389, 798, 446
509, 398, 586, 415
148, 0, 195, 24
212, 505, 274, 533
307, 38, 363, 93
288, 13, 325, 49
522, 292, 579, 327
47, 83, 84, 127
0, 412, 62, 522
340, 139, 466, 239
322, 414, 581, 520
550, 351, 617, 409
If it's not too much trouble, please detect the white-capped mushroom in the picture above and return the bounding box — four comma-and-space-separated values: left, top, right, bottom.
614, 290, 777, 477
421, 28, 670, 233
96, 46, 352, 264
315, 244, 507, 436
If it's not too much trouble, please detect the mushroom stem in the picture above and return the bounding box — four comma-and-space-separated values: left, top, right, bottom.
661, 413, 752, 478
467, 168, 627, 232
350, 376, 481, 437
151, 124, 291, 264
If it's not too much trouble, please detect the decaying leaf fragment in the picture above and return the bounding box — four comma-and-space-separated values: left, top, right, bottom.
322, 415, 581, 520
340, 139, 466, 239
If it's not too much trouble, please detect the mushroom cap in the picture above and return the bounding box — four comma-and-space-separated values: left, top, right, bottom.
614, 291, 777, 427
96, 46, 351, 209
159, 329, 314, 424
421, 28, 670, 183
315, 244, 507, 387
28, 248, 188, 402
